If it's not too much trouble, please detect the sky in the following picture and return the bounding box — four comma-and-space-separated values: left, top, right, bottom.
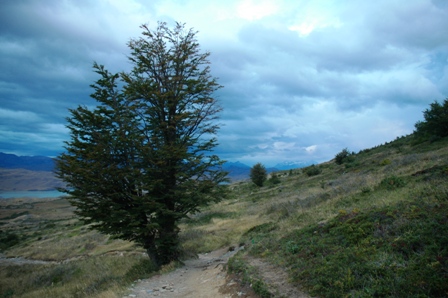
1, 0, 447, 167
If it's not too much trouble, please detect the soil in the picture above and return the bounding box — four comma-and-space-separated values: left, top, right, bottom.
0, 241, 310, 297
123, 246, 310, 298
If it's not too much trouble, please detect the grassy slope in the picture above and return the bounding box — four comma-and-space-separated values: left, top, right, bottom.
182, 134, 448, 297
0, 198, 157, 298
1, 134, 447, 297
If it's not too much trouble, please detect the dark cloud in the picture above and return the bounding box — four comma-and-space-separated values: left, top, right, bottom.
0, 0, 447, 166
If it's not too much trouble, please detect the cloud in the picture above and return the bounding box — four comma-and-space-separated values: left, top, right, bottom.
0, 0, 447, 166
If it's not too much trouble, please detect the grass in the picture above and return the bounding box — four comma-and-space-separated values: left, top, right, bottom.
0, 198, 154, 298
1, 134, 447, 297
0, 254, 155, 298
202, 134, 448, 297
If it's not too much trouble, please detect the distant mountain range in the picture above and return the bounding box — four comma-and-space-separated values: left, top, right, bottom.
0, 152, 56, 171
272, 160, 317, 171
0, 152, 316, 187
222, 160, 315, 181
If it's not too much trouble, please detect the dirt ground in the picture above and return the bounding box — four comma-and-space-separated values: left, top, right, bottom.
123, 246, 310, 298
123, 246, 258, 298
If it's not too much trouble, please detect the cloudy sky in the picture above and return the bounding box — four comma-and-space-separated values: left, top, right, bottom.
1, 0, 447, 167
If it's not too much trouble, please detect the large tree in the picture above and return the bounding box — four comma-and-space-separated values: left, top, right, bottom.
56, 22, 228, 266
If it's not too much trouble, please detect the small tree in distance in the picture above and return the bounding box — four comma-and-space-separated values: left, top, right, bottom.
250, 163, 267, 187
414, 99, 448, 139
335, 148, 354, 165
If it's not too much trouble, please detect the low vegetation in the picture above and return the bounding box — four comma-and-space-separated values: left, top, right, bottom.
1, 107, 448, 297
226, 134, 448, 297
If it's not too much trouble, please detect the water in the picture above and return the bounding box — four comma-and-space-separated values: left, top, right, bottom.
0, 190, 68, 199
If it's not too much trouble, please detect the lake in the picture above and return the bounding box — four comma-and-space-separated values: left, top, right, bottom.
0, 190, 68, 199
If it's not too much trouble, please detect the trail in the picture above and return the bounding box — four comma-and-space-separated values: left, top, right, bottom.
123, 246, 258, 298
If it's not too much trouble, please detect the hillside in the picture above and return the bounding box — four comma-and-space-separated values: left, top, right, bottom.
0, 153, 65, 191
1, 134, 447, 297
0, 168, 65, 191
0, 155, 284, 190
179, 134, 448, 297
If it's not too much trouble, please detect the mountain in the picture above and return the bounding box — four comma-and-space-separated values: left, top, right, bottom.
273, 160, 317, 171
0, 152, 304, 183
0, 152, 55, 171
222, 161, 251, 181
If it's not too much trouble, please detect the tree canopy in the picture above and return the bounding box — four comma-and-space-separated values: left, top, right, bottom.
414, 99, 448, 139
250, 163, 267, 187
56, 22, 228, 266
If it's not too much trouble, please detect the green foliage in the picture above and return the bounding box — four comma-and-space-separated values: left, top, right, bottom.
304, 164, 321, 176
379, 175, 406, 190
250, 163, 267, 187
0, 231, 20, 251
335, 148, 355, 165
267, 173, 281, 185
124, 259, 158, 282
380, 158, 391, 166
56, 22, 228, 267
415, 98, 448, 139
277, 200, 448, 297
228, 254, 272, 298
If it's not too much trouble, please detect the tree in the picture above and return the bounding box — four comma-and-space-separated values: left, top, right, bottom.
335, 148, 354, 165
250, 163, 267, 187
56, 22, 228, 267
414, 99, 448, 139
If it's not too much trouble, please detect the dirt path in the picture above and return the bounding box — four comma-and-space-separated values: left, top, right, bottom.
123, 246, 312, 298
123, 246, 258, 298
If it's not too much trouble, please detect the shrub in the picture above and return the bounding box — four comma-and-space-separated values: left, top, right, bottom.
304, 165, 322, 177
267, 173, 281, 185
250, 163, 267, 187
0, 231, 20, 251
379, 176, 406, 190
380, 159, 391, 166
335, 148, 355, 165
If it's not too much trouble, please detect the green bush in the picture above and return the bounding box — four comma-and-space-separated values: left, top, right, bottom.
267, 173, 281, 185
0, 232, 20, 251
379, 175, 406, 190
335, 148, 354, 165
304, 165, 322, 177
380, 159, 391, 166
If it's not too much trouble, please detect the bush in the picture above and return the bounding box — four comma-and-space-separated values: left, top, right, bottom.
380, 159, 391, 166
414, 98, 448, 139
335, 148, 355, 165
267, 173, 281, 185
0, 231, 20, 251
379, 175, 406, 190
250, 163, 267, 187
304, 165, 322, 177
